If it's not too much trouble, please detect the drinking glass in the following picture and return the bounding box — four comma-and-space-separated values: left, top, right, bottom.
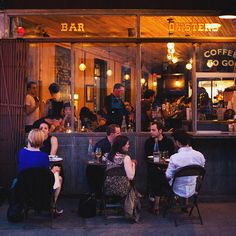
163, 151, 169, 160
95, 147, 102, 161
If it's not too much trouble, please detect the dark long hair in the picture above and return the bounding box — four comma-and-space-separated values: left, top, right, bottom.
108, 135, 129, 162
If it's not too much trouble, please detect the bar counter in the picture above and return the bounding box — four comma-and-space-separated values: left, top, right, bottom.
55, 132, 236, 201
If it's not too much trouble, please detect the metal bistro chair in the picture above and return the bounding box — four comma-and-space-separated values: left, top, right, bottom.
13, 168, 55, 224
102, 165, 130, 219
163, 164, 206, 226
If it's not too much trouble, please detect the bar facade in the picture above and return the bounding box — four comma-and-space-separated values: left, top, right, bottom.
0, 7, 236, 199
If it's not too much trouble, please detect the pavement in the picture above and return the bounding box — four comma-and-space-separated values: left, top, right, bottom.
0, 197, 236, 236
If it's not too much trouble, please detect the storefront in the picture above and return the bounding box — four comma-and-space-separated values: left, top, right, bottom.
0, 7, 236, 197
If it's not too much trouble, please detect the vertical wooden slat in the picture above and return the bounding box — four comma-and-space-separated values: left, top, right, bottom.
0, 39, 28, 187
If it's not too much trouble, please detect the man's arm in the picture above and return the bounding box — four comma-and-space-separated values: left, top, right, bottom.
25, 96, 38, 115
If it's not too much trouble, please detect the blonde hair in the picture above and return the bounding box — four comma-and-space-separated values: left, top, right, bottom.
28, 129, 45, 148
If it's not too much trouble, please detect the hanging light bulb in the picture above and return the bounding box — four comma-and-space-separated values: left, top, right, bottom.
106, 48, 112, 77
175, 79, 181, 87
207, 60, 213, 68
167, 53, 172, 60
153, 81, 157, 86
186, 62, 192, 70
79, 61, 86, 71
79, 44, 86, 71
168, 48, 175, 54
167, 42, 175, 49
106, 69, 112, 76
172, 56, 178, 64
124, 73, 130, 80
140, 78, 146, 84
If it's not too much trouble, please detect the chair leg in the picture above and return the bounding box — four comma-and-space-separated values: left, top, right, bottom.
189, 206, 194, 216
195, 203, 203, 225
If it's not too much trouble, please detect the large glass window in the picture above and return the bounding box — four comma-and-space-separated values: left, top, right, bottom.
28, 42, 136, 132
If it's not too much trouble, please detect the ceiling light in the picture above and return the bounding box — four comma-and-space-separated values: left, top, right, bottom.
140, 78, 146, 84
207, 60, 213, 68
186, 63, 192, 70
219, 15, 236, 19
79, 62, 86, 71
172, 56, 178, 64
153, 81, 157, 86
106, 69, 112, 76
167, 42, 175, 49
124, 73, 130, 80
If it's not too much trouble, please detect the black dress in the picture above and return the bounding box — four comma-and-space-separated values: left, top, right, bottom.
144, 136, 175, 197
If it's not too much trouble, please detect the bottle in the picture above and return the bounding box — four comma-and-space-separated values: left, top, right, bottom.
153, 138, 160, 163
121, 115, 127, 132
65, 122, 71, 133
88, 139, 93, 158
77, 119, 81, 132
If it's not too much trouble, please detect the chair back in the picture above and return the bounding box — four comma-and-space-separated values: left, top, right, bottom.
15, 168, 55, 211
103, 166, 130, 198
172, 164, 205, 193
105, 166, 127, 177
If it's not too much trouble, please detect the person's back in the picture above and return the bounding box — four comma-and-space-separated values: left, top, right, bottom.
104, 135, 136, 197
166, 130, 205, 198
18, 148, 49, 173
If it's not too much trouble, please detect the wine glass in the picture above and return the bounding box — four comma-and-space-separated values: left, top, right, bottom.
95, 147, 102, 162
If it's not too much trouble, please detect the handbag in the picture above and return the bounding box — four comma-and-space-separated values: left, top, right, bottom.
77, 193, 97, 218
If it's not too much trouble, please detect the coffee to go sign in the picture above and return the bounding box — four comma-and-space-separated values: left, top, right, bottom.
204, 49, 236, 68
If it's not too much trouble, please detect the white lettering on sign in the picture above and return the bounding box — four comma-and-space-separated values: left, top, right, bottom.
169, 22, 221, 33
60, 23, 85, 32
204, 49, 236, 58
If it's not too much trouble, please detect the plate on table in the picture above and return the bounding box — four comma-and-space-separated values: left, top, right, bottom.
49, 155, 63, 162
147, 155, 153, 159
165, 158, 170, 163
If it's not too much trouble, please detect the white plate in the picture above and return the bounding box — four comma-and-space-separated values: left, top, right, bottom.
49, 157, 63, 162
147, 155, 153, 159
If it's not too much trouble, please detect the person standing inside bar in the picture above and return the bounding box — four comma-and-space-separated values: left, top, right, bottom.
104, 83, 127, 127
141, 89, 155, 131
144, 121, 175, 214
25, 81, 40, 133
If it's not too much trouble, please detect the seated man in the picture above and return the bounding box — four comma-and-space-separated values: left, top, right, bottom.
166, 129, 205, 198
86, 124, 121, 198
94, 124, 121, 156
144, 121, 176, 214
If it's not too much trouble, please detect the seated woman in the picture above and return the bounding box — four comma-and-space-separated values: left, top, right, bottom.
104, 135, 137, 197
39, 122, 63, 215
79, 106, 98, 131
18, 129, 62, 215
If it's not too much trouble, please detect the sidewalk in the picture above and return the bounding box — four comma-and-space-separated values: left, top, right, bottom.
0, 197, 236, 236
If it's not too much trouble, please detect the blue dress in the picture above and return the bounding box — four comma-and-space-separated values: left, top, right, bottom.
18, 148, 49, 173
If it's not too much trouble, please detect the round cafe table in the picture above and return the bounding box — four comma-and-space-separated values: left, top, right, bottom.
85, 159, 106, 199
49, 155, 64, 179
146, 158, 171, 198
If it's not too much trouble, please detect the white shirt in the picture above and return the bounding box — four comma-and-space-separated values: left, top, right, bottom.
165, 146, 205, 198
25, 94, 39, 125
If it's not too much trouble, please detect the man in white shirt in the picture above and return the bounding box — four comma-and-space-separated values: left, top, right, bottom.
25, 81, 39, 133
166, 129, 205, 198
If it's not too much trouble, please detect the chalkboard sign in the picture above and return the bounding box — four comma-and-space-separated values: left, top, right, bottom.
55, 46, 71, 100
55, 46, 71, 83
